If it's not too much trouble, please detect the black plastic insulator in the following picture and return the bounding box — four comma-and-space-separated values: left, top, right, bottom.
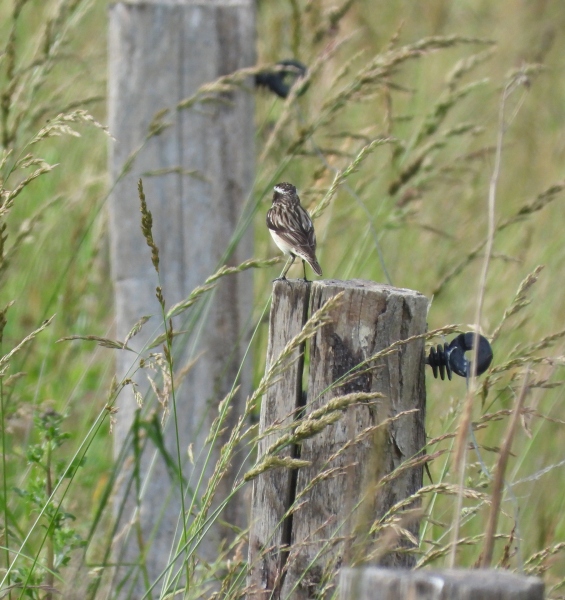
427, 343, 453, 380
255, 59, 307, 98
426, 332, 493, 380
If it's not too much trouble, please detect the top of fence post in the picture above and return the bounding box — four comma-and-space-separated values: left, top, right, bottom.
248, 279, 428, 599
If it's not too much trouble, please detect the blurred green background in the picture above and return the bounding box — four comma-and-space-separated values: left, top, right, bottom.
2, 0, 565, 595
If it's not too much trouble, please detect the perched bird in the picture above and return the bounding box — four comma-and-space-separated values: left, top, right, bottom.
266, 182, 322, 281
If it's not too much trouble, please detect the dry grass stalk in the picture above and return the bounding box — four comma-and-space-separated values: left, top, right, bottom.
192, 292, 345, 548
449, 70, 529, 567
491, 265, 545, 343
433, 178, 565, 297
0, 315, 54, 373
418, 533, 509, 567
524, 542, 565, 575
480, 366, 530, 567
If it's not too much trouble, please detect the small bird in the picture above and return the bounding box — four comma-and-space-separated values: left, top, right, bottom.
266, 182, 322, 281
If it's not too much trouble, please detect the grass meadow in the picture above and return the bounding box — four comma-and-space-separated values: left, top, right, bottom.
2, 0, 565, 597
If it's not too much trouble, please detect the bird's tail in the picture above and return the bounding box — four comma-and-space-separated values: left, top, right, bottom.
309, 258, 322, 276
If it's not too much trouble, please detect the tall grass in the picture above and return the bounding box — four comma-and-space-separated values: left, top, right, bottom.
1, 0, 565, 598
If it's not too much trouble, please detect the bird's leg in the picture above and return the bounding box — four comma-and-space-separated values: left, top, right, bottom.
274, 255, 295, 281
302, 259, 310, 283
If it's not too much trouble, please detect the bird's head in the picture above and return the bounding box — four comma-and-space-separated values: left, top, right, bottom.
272, 182, 298, 204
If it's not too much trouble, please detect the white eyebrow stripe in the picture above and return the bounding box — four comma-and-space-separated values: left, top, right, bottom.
274, 185, 287, 194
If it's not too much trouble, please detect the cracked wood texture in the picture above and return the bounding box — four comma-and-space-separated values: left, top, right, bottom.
248, 279, 428, 600
248, 280, 311, 599
340, 567, 544, 600
108, 0, 254, 593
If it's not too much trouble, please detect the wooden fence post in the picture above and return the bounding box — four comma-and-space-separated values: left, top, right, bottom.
248, 279, 428, 599
339, 567, 545, 600
108, 0, 255, 590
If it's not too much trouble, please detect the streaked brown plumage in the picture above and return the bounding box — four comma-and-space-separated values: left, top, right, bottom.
266, 182, 322, 280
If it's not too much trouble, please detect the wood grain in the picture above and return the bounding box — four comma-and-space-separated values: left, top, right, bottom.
248, 279, 428, 599
340, 567, 544, 600
280, 280, 428, 599
247, 280, 310, 599
108, 0, 255, 590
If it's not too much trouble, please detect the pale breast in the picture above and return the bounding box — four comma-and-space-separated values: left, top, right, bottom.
269, 230, 294, 255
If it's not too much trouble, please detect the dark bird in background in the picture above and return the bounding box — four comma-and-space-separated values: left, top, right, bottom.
266, 182, 322, 281
255, 59, 307, 99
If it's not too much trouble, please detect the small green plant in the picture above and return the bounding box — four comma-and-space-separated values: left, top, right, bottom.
11, 410, 85, 599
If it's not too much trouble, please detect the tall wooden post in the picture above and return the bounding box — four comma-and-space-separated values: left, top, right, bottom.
248, 280, 428, 599
108, 0, 255, 592
339, 568, 544, 600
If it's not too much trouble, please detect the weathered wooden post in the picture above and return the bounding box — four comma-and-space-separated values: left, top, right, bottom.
108, 0, 255, 590
248, 279, 428, 599
339, 567, 544, 600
